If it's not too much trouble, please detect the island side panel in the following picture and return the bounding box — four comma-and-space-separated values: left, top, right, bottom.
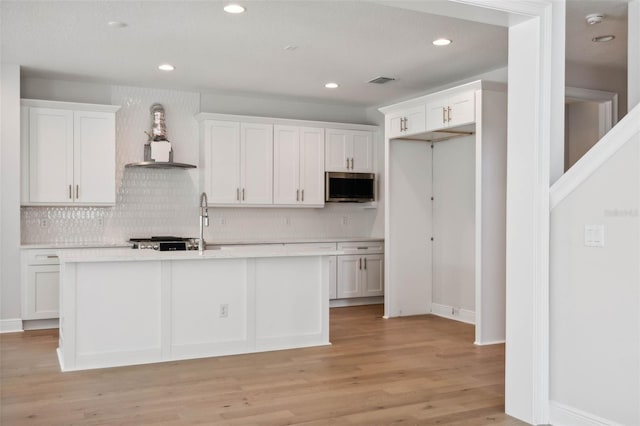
74, 261, 163, 371
254, 256, 330, 351
169, 258, 249, 359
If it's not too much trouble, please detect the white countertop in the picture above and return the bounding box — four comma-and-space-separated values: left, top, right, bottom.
21, 242, 131, 249
58, 246, 345, 263
22, 237, 383, 250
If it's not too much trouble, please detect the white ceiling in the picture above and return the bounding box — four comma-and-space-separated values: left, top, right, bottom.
566, 0, 628, 70
0, 1, 629, 108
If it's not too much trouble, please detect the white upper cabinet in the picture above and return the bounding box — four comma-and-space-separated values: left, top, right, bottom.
325, 129, 374, 173
21, 100, 119, 206
274, 125, 325, 206
203, 120, 242, 204
73, 111, 116, 204
241, 123, 274, 204
387, 105, 426, 139
202, 120, 273, 205
426, 90, 475, 131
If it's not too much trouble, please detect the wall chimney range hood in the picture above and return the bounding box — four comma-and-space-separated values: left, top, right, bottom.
125, 103, 196, 169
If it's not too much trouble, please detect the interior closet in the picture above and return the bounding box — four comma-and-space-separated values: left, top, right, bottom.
379, 80, 507, 344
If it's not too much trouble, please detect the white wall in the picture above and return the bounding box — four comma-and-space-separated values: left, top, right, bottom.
0, 64, 22, 326
550, 136, 639, 426
630, 0, 640, 110
565, 101, 601, 170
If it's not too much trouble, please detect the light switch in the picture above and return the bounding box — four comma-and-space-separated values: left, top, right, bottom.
584, 225, 605, 247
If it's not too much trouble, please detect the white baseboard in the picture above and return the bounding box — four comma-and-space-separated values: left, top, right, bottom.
550, 401, 625, 426
330, 296, 384, 308
0, 318, 23, 333
23, 318, 59, 330
430, 303, 475, 324
474, 339, 505, 346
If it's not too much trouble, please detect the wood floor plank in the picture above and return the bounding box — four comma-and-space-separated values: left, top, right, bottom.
0, 305, 526, 425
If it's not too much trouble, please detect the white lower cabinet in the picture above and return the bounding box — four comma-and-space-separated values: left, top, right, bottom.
335, 241, 384, 299
22, 250, 60, 320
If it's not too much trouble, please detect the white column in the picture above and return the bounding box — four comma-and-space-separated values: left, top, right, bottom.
0, 64, 23, 329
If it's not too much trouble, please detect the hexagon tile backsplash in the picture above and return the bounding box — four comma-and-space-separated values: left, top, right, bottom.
21, 85, 376, 245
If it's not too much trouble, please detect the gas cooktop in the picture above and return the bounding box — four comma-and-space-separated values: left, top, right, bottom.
128, 236, 198, 251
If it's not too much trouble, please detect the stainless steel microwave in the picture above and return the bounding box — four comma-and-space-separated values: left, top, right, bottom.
325, 172, 375, 202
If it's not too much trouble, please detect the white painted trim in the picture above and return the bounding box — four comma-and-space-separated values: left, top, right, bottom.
195, 112, 378, 131
23, 319, 59, 330
549, 401, 626, 426
565, 86, 619, 136
330, 297, 383, 308
551, 103, 640, 209
21, 98, 120, 113
0, 319, 23, 333
430, 303, 475, 324
474, 339, 505, 346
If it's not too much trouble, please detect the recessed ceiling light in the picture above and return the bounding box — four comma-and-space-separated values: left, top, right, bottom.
284, 45, 298, 51
224, 4, 245, 14
158, 64, 175, 71
107, 21, 127, 28
432, 38, 452, 46
325, 82, 339, 89
592, 35, 615, 43
585, 13, 604, 25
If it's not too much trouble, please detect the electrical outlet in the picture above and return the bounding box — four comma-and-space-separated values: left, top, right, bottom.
219, 304, 229, 318
39, 218, 49, 228
341, 216, 349, 226
584, 225, 605, 247
284, 217, 291, 226
96, 217, 104, 227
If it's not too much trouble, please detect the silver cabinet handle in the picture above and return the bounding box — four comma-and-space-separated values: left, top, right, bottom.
68, 184, 72, 199
242, 188, 245, 201
350, 158, 354, 169
301, 189, 304, 202
236, 188, 240, 201
364, 257, 367, 270
76, 185, 79, 199
346, 158, 350, 169
296, 189, 299, 201
47, 255, 58, 259
447, 106, 452, 122
442, 107, 446, 124
358, 258, 362, 270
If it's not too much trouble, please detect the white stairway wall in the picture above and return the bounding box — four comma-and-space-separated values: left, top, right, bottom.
550, 136, 640, 425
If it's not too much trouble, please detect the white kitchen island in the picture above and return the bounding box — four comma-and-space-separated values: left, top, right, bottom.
57, 246, 338, 372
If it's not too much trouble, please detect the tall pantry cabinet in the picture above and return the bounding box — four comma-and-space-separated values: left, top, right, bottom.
379, 80, 507, 345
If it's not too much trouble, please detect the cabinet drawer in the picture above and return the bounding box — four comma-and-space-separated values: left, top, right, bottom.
337, 241, 384, 254
285, 242, 338, 251
26, 250, 60, 265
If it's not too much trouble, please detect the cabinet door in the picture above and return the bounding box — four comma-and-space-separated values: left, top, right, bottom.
24, 265, 59, 320
362, 254, 384, 297
28, 108, 74, 203
241, 123, 273, 204
426, 98, 449, 131
448, 90, 475, 128
350, 130, 374, 173
74, 111, 116, 204
337, 255, 361, 298
325, 129, 350, 172
299, 127, 325, 205
204, 121, 241, 204
273, 125, 301, 205
387, 106, 425, 139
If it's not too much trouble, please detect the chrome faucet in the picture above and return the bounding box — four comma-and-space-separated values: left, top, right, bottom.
199, 192, 209, 254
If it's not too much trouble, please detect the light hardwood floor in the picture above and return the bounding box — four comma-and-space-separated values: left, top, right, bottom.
1, 305, 525, 425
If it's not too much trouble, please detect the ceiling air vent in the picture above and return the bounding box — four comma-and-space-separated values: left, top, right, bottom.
368, 76, 396, 84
